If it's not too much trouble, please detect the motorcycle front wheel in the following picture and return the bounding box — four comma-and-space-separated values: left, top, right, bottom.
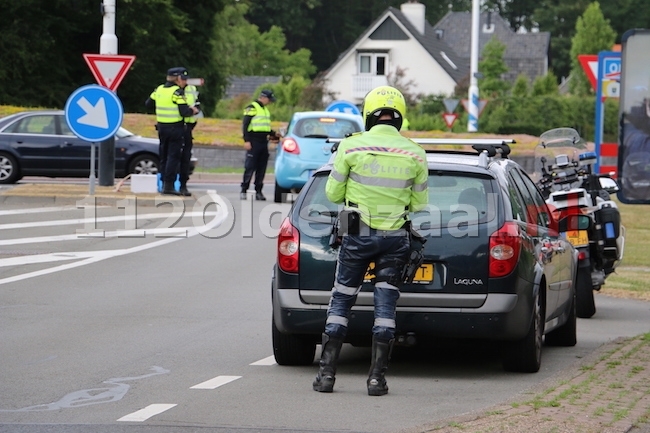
576, 267, 596, 318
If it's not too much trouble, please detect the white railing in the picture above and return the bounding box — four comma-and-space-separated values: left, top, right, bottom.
352, 75, 388, 99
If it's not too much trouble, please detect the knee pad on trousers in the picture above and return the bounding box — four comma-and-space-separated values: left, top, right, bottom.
375, 265, 403, 287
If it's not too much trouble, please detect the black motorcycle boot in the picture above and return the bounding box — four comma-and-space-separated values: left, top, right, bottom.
162, 182, 180, 195
312, 333, 344, 393
367, 337, 394, 396
178, 183, 192, 196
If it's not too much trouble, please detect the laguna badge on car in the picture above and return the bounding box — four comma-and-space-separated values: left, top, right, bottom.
454, 278, 484, 285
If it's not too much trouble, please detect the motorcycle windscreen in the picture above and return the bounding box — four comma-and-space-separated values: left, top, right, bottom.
617, 29, 650, 204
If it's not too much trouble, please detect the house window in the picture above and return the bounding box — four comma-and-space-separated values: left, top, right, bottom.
358, 53, 388, 75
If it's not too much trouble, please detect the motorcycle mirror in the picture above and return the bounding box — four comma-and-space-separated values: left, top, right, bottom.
558, 214, 591, 232
599, 177, 619, 193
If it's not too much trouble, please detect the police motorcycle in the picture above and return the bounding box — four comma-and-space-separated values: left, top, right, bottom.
533, 128, 625, 318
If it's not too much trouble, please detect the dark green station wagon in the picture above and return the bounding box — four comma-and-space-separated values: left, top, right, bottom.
272, 139, 579, 373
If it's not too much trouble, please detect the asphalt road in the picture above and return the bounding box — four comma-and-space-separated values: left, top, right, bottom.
0, 182, 649, 433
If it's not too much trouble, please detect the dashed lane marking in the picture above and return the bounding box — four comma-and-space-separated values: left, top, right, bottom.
117, 404, 177, 422
250, 356, 277, 366
189, 375, 242, 390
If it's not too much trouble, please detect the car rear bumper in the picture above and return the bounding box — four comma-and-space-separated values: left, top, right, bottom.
275, 159, 327, 189
273, 288, 533, 342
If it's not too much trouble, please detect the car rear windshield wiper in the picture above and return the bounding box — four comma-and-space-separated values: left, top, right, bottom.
307, 209, 338, 217
303, 134, 329, 139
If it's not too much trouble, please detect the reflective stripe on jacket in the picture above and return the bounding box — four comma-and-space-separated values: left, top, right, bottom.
244, 101, 271, 132
150, 84, 184, 124
183, 85, 198, 124
326, 124, 429, 230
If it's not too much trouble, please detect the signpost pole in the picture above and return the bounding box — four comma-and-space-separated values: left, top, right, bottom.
90, 143, 96, 195
98, 0, 117, 186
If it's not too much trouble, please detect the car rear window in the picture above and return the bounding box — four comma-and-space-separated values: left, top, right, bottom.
293, 117, 361, 139
298, 171, 497, 228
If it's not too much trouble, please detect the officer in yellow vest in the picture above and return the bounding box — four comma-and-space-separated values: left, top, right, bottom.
240, 89, 279, 200
312, 86, 428, 396
145, 67, 198, 195
180, 83, 200, 196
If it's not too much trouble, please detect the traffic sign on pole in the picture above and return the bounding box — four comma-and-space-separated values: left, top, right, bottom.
325, 100, 361, 116
578, 54, 599, 91
64, 85, 123, 142
594, 51, 621, 174
442, 113, 458, 129
83, 53, 136, 91
461, 99, 487, 116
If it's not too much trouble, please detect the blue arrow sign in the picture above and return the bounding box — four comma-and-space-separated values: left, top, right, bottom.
64, 84, 123, 142
325, 100, 361, 116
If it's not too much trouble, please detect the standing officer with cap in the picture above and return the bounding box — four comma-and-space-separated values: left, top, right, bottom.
180, 82, 200, 196
145, 67, 199, 195
312, 86, 428, 396
240, 89, 280, 200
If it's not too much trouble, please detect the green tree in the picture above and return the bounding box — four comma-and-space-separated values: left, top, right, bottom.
484, 0, 536, 32
533, 0, 591, 82
531, 71, 560, 96
0, 0, 98, 107
479, 37, 510, 98
244, 0, 473, 73
569, 2, 616, 95
511, 74, 530, 97
600, 0, 650, 45
0, 0, 226, 113
212, 3, 315, 79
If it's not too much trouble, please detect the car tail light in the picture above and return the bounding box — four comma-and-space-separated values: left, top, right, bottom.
278, 217, 299, 273
489, 222, 521, 277
282, 138, 300, 155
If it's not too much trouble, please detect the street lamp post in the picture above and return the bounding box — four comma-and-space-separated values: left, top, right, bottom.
468, 0, 480, 132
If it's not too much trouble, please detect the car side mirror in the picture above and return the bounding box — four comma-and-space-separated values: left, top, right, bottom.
558, 214, 591, 232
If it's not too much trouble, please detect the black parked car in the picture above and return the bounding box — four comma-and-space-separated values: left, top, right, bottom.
272, 139, 579, 373
0, 110, 194, 184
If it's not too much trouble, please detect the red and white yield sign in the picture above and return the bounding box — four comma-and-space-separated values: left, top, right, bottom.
442, 113, 458, 129
83, 54, 136, 91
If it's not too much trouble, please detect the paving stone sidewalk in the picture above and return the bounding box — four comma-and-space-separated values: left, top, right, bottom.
402, 334, 650, 433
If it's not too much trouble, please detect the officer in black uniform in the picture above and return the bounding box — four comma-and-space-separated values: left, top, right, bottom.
145, 67, 198, 195
240, 89, 279, 200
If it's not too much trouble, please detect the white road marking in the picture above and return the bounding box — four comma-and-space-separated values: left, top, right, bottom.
117, 403, 177, 422
0, 206, 105, 216
250, 356, 277, 366
0, 211, 216, 231
0, 191, 228, 286
190, 375, 241, 390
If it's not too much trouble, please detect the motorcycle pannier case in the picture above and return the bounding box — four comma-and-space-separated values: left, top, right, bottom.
594, 202, 621, 259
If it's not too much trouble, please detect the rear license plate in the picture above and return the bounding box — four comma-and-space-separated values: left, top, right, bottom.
364, 263, 434, 284
566, 230, 589, 246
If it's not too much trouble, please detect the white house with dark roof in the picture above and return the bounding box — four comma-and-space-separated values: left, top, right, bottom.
322, 1, 550, 104
432, 11, 550, 83
322, 1, 468, 105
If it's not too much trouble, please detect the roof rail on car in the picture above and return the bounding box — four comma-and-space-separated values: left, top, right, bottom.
325, 137, 515, 159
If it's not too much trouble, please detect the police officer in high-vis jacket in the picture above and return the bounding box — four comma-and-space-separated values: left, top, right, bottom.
180, 83, 199, 196
240, 89, 279, 201
145, 67, 198, 195
312, 86, 429, 396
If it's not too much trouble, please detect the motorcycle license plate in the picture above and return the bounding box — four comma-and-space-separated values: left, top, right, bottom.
364, 262, 434, 284
566, 230, 589, 246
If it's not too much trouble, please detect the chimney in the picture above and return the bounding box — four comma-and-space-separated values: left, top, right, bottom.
400, 1, 426, 35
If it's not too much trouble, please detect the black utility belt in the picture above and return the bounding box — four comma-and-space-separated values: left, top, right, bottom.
157, 121, 184, 128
